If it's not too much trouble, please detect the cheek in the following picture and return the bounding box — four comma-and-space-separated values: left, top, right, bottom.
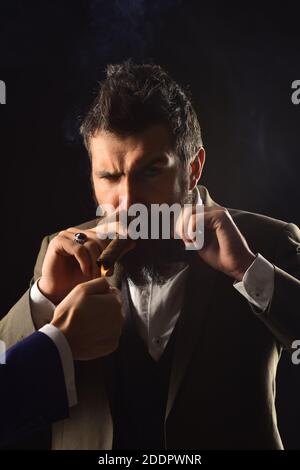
164, 168, 188, 196
146, 174, 185, 205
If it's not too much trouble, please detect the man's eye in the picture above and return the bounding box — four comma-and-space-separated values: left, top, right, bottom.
101, 174, 121, 181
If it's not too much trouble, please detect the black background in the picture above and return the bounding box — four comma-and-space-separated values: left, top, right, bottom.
0, 0, 299, 449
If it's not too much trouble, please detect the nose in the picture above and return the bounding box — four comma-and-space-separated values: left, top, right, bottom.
120, 175, 139, 210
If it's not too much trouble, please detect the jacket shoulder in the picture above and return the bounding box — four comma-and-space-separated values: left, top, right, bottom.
228, 207, 299, 261
228, 207, 290, 232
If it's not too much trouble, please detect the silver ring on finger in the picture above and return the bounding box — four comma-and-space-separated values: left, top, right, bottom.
73, 232, 88, 245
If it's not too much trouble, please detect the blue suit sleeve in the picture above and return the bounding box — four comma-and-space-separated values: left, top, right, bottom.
0, 331, 69, 446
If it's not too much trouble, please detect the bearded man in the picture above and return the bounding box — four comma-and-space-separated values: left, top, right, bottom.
1, 61, 300, 450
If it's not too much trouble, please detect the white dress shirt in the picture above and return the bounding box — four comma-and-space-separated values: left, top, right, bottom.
30, 188, 275, 407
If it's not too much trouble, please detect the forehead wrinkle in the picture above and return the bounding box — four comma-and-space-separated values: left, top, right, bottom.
91, 126, 173, 172
105, 150, 168, 173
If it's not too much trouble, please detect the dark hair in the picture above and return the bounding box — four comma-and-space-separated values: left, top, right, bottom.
80, 60, 203, 166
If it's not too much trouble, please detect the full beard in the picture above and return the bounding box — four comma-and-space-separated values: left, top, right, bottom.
119, 182, 194, 286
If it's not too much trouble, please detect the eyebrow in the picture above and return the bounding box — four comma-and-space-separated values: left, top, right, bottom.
96, 170, 123, 178
95, 154, 168, 177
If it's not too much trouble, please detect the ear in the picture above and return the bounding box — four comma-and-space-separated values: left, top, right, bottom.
189, 147, 205, 190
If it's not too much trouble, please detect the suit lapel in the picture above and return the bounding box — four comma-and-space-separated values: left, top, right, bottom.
165, 255, 219, 419
165, 185, 221, 419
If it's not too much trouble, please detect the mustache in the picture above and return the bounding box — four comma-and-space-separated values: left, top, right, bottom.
124, 237, 186, 258
119, 237, 189, 285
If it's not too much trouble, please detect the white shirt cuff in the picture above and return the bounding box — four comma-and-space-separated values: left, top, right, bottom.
39, 323, 77, 408
30, 279, 56, 326
233, 253, 275, 311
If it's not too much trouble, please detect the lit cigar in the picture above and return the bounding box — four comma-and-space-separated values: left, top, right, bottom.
96, 238, 134, 277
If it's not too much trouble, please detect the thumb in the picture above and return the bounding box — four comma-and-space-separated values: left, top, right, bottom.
79, 277, 111, 295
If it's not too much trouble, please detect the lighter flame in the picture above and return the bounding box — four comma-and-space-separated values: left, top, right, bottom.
100, 264, 110, 277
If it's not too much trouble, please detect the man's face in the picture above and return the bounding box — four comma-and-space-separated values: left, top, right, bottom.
90, 124, 187, 209
90, 124, 191, 284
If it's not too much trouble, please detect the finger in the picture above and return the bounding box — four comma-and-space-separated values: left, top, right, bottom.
78, 276, 111, 295
52, 234, 91, 277
202, 208, 231, 230
94, 293, 124, 329
84, 240, 102, 279
175, 206, 202, 240
62, 229, 106, 277
66, 224, 122, 241
65, 227, 107, 250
